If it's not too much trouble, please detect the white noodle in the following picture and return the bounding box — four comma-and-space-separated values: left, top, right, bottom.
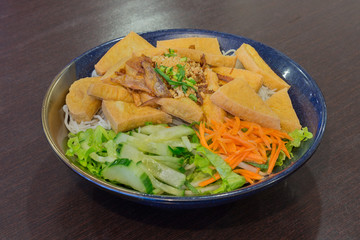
222, 49, 236, 56
63, 105, 111, 134
258, 85, 276, 101
91, 69, 100, 77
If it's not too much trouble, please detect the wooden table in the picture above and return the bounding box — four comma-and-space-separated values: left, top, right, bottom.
1, 0, 359, 239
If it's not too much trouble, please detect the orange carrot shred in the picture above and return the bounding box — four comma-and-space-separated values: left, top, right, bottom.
195, 116, 293, 187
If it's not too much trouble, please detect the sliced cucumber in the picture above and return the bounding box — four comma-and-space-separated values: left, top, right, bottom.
89, 152, 117, 163
130, 132, 149, 140
142, 158, 186, 188
164, 139, 199, 150
137, 162, 184, 196
102, 158, 153, 194
117, 143, 145, 163
139, 124, 168, 135
114, 132, 131, 144
151, 155, 184, 164
148, 125, 195, 142
127, 137, 172, 156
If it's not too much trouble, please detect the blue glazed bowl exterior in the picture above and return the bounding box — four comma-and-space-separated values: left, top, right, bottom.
43, 29, 327, 208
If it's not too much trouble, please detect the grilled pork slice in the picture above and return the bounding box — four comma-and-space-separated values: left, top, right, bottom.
65, 77, 102, 123
156, 98, 203, 123
142, 61, 171, 98
210, 78, 280, 130
102, 100, 172, 133
266, 88, 301, 132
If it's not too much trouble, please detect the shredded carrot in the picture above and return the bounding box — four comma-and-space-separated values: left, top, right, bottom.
196, 116, 292, 187
233, 169, 263, 181
198, 173, 220, 187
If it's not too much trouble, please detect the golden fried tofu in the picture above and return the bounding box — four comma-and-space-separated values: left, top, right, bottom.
102, 100, 172, 133
171, 47, 236, 68
156, 98, 203, 123
134, 47, 168, 58
112, 74, 151, 93
65, 77, 102, 123
157, 37, 222, 55
204, 68, 220, 91
100, 55, 131, 82
235, 43, 290, 91
210, 78, 280, 129
87, 82, 133, 102
202, 94, 226, 124
139, 92, 157, 107
95, 31, 155, 75
266, 88, 301, 132
211, 66, 263, 92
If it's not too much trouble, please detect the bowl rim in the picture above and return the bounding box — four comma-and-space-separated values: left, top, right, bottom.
42, 28, 327, 204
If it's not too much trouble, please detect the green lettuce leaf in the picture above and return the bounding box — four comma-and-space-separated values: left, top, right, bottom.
196, 146, 246, 193
65, 126, 116, 177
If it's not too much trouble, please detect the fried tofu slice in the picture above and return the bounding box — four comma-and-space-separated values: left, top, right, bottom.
266, 88, 301, 132
95, 31, 155, 76
157, 37, 222, 55
134, 47, 168, 58
171, 47, 236, 68
156, 98, 203, 123
202, 94, 226, 124
129, 90, 142, 107
87, 82, 133, 102
211, 66, 263, 92
102, 100, 172, 133
100, 55, 132, 82
204, 68, 220, 91
112, 74, 151, 93
235, 43, 290, 91
65, 77, 102, 123
202, 68, 225, 123
210, 78, 280, 129
139, 92, 157, 107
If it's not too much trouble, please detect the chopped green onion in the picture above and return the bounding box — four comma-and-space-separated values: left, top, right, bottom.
165, 66, 173, 75
189, 94, 197, 102
188, 78, 196, 85
241, 128, 248, 132
164, 48, 177, 57
159, 65, 166, 72
180, 57, 188, 62
176, 64, 185, 82
186, 80, 194, 87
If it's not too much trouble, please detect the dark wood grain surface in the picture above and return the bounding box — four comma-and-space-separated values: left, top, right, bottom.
1, 0, 359, 239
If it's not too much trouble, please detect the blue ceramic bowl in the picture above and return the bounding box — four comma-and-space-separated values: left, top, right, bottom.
42, 29, 327, 208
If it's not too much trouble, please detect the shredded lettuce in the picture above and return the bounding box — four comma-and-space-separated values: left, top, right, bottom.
274, 127, 313, 169
196, 146, 246, 193
287, 127, 313, 149
193, 154, 213, 176
65, 126, 116, 177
